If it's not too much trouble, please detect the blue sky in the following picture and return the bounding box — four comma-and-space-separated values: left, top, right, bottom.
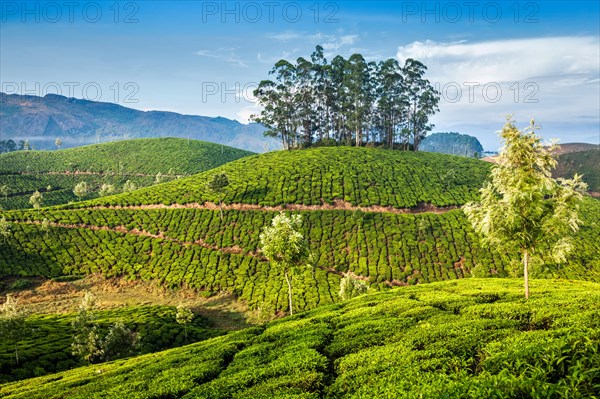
1, 0, 599, 149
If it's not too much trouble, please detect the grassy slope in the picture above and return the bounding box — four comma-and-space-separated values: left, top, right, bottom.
0, 304, 224, 383
1, 148, 599, 314
554, 148, 600, 192
2, 279, 599, 399
68, 147, 492, 209
0, 138, 254, 210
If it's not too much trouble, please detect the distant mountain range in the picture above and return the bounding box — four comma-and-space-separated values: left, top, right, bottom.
0, 93, 276, 153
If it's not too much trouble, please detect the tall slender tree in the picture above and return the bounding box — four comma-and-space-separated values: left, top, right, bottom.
403, 58, 440, 151
260, 212, 309, 316
463, 118, 588, 299
0, 295, 26, 365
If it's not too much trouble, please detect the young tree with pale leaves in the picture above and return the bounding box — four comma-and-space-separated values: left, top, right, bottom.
0, 185, 8, 201
73, 182, 89, 201
463, 118, 587, 299
175, 304, 194, 343
99, 183, 116, 197
0, 295, 26, 365
72, 292, 103, 363
0, 217, 10, 243
123, 180, 137, 193
29, 190, 43, 210
260, 212, 309, 315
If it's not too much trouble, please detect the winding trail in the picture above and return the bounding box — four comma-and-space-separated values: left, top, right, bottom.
76, 199, 459, 215
16, 219, 409, 288
20, 219, 262, 258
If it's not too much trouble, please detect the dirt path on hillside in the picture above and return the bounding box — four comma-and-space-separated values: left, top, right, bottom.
81, 199, 459, 215
3, 171, 185, 178
21, 219, 263, 258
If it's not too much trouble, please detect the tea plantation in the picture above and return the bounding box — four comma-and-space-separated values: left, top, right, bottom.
1, 279, 599, 398
0, 138, 254, 210
1, 148, 599, 314
0, 304, 224, 383
64, 147, 492, 209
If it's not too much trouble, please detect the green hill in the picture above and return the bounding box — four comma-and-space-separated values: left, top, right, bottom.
2, 278, 599, 398
2, 148, 599, 315
66, 147, 492, 209
554, 148, 600, 192
0, 304, 223, 383
0, 138, 254, 210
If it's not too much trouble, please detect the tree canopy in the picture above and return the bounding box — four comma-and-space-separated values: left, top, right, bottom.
252, 45, 439, 150
463, 118, 588, 298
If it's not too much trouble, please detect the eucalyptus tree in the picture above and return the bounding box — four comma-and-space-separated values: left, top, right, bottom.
344, 54, 375, 147
295, 56, 317, 146
252, 60, 299, 150
310, 45, 331, 141
402, 58, 439, 151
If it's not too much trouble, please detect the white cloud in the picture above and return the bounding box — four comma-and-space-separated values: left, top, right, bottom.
265, 31, 359, 55
397, 36, 600, 148
236, 104, 262, 124
266, 31, 303, 41
397, 36, 599, 83
196, 48, 247, 67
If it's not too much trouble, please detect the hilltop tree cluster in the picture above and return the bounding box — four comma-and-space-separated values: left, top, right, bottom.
252, 45, 440, 150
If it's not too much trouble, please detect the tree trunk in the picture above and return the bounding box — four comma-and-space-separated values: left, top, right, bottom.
523, 249, 530, 299
219, 197, 223, 221
284, 270, 293, 316
15, 342, 19, 365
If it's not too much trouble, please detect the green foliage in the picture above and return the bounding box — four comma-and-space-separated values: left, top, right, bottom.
339, 273, 368, 300
73, 147, 491, 209
72, 182, 89, 201
176, 305, 194, 343
10, 279, 32, 291
0, 304, 221, 383
260, 213, 309, 315
0, 185, 8, 201
1, 197, 598, 316
71, 292, 103, 363
252, 46, 439, 150
98, 183, 116, 197
28, 191, 42, 210
2, 279, 599, 398
0, 217, 10, 242
207, 172, 230, 220
464, 119, 588, 298
176, 305, 194, 325
100, 321, 139, 362
0, 295, 26, 365
0, 138, 253, 210
554, 148, 600, 192
122, 180, 137, 193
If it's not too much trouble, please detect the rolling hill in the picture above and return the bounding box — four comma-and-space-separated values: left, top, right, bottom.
2, 147, 599, 316
64, 147, 493, 209
0, 138, 254, 210
2, 278, 599, 398
482, 143, 599, 194
554, 148, 600, 193
0, 304, 223, 383
0, 93, 274, 153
